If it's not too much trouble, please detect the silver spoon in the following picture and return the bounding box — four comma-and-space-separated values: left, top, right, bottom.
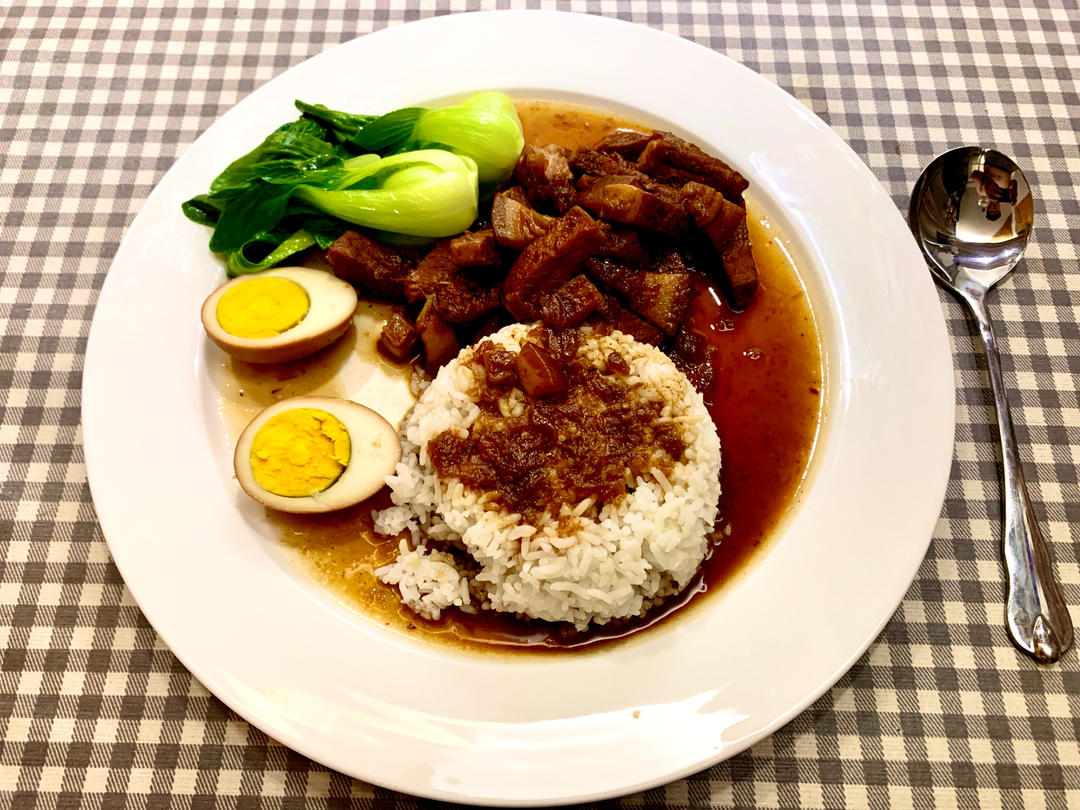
909, 146, 1073, 663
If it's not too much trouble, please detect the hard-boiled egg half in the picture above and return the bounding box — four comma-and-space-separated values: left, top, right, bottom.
201, 267, 358, 364
234, 396, 400, 513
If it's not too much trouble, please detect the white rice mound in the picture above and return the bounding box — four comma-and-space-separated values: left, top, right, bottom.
374, 324, 722, 629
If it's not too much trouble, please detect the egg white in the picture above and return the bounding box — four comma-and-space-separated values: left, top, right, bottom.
233, 396, 401, 514
202, 266, 358, 364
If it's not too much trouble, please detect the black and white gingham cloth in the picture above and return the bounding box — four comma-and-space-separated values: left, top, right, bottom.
1, 2, 1078, 807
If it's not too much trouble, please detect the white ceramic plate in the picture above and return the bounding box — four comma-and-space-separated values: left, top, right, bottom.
83, 11, 954, 805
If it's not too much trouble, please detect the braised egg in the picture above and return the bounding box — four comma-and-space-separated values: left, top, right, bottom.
233, 396, 400, 513
201, 267, 358, 364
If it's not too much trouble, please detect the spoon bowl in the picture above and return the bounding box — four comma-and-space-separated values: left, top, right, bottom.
909, 147, 1072, 664
909, 147, 1034, 289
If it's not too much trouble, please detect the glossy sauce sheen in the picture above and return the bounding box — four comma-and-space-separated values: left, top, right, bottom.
267, 100, 824, 654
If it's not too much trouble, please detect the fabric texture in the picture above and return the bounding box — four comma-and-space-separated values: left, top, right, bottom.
1, 1, 1078, 807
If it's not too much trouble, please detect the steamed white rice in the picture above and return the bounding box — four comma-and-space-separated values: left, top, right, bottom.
374, 324, 722, 629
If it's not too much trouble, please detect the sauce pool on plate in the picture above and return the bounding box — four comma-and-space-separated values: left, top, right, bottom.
210, 99, 825, 654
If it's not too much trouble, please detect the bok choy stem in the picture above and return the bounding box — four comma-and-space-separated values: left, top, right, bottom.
296, 151, 479, 238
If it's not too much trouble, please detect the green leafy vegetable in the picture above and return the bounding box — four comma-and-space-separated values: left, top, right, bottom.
348, 107, 425, 153
209, 181, 297, 254
226, 230, 317, 276
303, 218, 349, 250
181, 194, 225, 228
183, 92, 523, 276
205, 154, 380, 255
209, 118, 344, 195
330, 92, 524, 184
294, 101, 376, 143
411, 91, 525, 184
295, 151, 479, 238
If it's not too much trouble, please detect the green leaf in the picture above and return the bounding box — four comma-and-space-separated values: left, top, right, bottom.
181, 194, 226, 227
209, 181, 297, 254
226, 229, 317, 277
253, 156, 346, 186
348, 107, 425, 153
209, 119, 337, 194
303, 218, 347, 250
295, 100, 376, 142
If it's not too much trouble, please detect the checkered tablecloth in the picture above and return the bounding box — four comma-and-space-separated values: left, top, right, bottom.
2, 1, 1078, 807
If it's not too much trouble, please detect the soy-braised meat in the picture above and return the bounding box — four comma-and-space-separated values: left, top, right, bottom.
596, 223, 648, 266
594, 128, 655, 160
576, 176, 687, 236
583, 256, 636, 296
514, 144, 576, 213
404, 241, 454, 303
415, 299, 460, 374
405, 241, 502, 323
605, 350, 630, 375
434, 274, 503, 324
592, 294, 665, 346
717, 220, 758, 311
584, 257, 691, 336
474, 338, 518, 385
491, 187, 555, 249
326, 230, 418, 301
682, 181, 744, 252
377, 312, 420, 362
631, 273, 693, 337
450, 229, 501, 267
651, 248, 689, 276
502, 206, 603, 321
539, 274, 604, 329
514, 342, 569, 397
569, 148, 652, 185
637, 131, 749, 203
680, 181, 757, 307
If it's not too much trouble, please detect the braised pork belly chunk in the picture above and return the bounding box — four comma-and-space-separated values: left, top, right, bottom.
415, 299, 460, 375
326, 230, 420, 301
539, 275, 604, 329
514, 144, 576, 213
492, 186, 555, 249
502, 206, 604, 321
637, 131, 750, 203
576, 176, 689, 236
593, 128, 654, 160
377, 312, 420, 362
332, 124, 759, 395
449, 229, 501, 268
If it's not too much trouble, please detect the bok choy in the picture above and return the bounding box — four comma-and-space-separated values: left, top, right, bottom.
183, 92, 524, 276
294, 150, 478, 238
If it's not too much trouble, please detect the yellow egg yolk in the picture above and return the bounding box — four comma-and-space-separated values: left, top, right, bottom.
249, 408, 351, 497
216, 276, 310, 339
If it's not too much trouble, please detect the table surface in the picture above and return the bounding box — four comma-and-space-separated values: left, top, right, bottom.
2, 1, 1078, 807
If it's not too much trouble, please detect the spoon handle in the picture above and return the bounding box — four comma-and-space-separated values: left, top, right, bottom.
959, 287, 1074, 663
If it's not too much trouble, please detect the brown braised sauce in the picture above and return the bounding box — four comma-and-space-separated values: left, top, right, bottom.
429, 327, 686, 521
272, 100, 825, 654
